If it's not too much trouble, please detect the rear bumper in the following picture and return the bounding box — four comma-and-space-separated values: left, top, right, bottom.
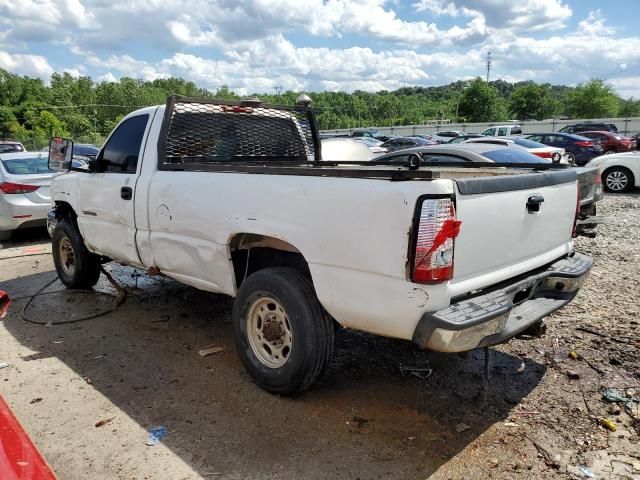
412, 253, 592, 352
0, 195, 50, 231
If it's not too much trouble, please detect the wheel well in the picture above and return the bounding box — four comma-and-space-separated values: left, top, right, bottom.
54, 201, 78, 227
229, 234, 311, 289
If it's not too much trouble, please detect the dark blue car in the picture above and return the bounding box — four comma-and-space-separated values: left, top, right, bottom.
72, 144, 100, 159
525, 133, 602, 166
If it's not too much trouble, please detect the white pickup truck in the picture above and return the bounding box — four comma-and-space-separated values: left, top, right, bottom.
47, 96, 592, 394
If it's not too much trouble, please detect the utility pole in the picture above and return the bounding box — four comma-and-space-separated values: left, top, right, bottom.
486, 51, 492, 83
274, 85, 283, 96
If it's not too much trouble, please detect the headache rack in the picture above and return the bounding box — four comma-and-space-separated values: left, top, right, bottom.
157, 95, 321, 170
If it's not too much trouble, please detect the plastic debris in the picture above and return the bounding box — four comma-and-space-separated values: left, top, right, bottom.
95, 418, 114, 428
198, 345, 225, 357
579, 466, 594, 478
600, 418, 617, 432
0, 362, 11, 369
568, 351, 579, 360
566, 370, 580, 379
517, 360, 526, 373
145, 426, 168, 446
602, 388, 640, 417
455, 423, 471, 433
503, 422, 519, 427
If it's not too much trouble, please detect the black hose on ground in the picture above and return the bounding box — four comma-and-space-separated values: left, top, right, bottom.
0, 253, 127, 325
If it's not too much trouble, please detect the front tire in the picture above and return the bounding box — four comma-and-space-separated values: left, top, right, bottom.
232, 267, 334, 395
603, 167, 634, 193
52, 220, 101, 288
566, 152, 576, 165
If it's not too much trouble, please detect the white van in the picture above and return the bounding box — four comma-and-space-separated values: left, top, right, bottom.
481, 125, 523, 136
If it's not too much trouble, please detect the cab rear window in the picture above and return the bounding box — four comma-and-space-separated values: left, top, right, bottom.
1, 157, 55, 174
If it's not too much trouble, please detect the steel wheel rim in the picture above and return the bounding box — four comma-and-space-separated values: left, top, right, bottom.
58, 237, 76, 276
566, 153, 575, 164
246, 296, 293, 368
606, 171, 628, 191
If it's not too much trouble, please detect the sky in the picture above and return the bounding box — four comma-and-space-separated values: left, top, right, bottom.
0, 0, 639, 97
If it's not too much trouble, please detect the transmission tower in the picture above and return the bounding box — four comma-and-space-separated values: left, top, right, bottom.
486, 52, 492, 83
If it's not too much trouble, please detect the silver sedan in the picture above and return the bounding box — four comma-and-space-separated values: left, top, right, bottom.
0, 152, 57, 241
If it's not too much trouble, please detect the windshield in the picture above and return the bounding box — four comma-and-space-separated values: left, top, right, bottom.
513, 137, 547, 148
1, 156, 55, 174
482, 149, 549, 164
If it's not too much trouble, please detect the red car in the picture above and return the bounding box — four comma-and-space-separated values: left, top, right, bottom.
580, 131, 636, 154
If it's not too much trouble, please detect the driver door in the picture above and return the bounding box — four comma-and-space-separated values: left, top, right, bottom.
77, 114, 150, 266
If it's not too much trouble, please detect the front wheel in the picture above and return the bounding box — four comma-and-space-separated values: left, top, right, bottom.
232, 267, 334, 395
603, 167, 634, 193
52, 220, 101, 288
566, 152, 576, 165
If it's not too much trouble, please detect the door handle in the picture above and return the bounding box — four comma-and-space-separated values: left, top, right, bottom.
121, 186, 133, 200
526, 194, 544, 213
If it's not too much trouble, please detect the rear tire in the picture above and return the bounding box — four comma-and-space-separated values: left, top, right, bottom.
232, 267, 334, 395
52, 220, 101, 288
603, 166, 634, 193
565, 152, 576, 165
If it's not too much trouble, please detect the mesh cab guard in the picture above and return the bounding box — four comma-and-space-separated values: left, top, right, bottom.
157, 95, 321, 170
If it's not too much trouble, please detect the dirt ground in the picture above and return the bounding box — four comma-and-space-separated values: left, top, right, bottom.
1, 191, 639, 480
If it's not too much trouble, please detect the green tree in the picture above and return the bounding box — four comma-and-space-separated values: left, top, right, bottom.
619, 98, 640, 117
509, 83, 556, 120
566, 79, 619, 118
457, 78, 508, 122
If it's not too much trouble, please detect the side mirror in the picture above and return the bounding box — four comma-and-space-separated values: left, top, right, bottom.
48, 137, 74, 172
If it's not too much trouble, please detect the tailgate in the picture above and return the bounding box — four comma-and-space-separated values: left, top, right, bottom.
450, 169, 578, 296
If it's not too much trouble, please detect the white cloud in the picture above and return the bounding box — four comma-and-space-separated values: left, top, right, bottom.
0, 51, 54, 78
414, 0, 572, 31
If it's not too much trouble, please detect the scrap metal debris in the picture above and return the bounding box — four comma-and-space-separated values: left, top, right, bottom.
198, 345, 225, 357
399, 365, 433, 379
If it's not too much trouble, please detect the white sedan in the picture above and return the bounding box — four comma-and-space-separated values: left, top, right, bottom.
0, 152, 58, 241
589, 151, 640, 192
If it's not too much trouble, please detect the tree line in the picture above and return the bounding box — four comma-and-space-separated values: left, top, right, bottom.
1, 68, 639, 148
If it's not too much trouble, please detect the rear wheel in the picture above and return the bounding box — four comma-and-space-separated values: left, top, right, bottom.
603, 167, 634, 193
566, 152, 576, 165
52, 220, 101, 288
232, 267, 334, 395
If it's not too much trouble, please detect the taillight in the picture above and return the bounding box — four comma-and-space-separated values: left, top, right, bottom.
572, 181, 580, 237
533, 151, 553, 158
0, 182, 40, 194
575, 141, 592, 148
412, 198, 461, 283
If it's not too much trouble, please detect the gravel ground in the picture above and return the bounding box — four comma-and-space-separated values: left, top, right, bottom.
0, 190, 638, 480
